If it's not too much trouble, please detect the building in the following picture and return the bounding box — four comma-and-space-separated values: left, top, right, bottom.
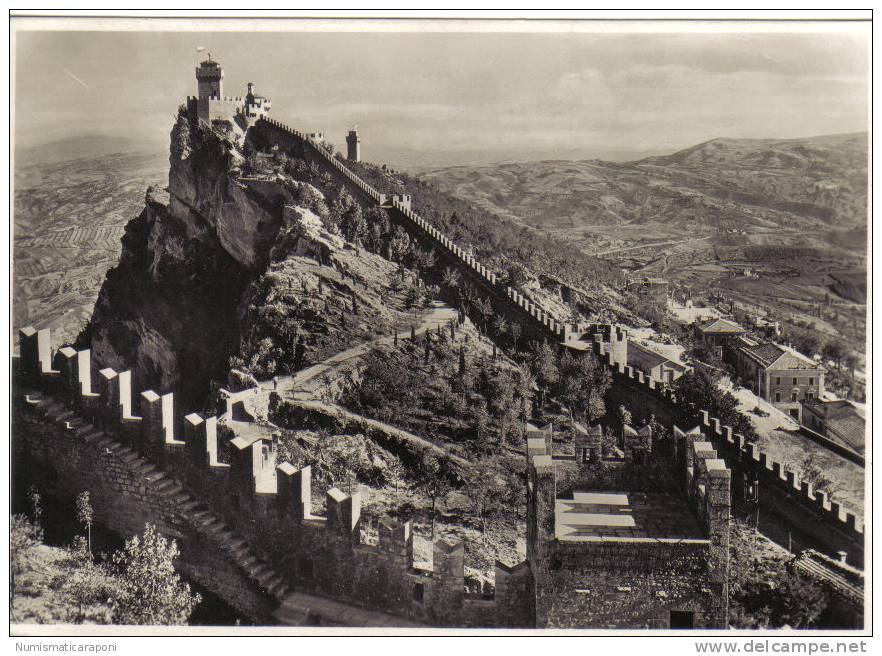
191, 57, 271, 132
733, 338, 825, 419
628, 277, 669, 304
800, 399, 866, 456
346, 128, 361, 162
527, 423, 730, 628
627, 342, 690, 385
696, 318, 748, 359
790, 549, 864, 629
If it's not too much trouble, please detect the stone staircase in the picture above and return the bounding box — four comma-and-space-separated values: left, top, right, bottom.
23, 390, 292, 604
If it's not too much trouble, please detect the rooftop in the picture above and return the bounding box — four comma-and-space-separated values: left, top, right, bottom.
738, 339, 821, 371
554, 491, 704, 541
698, 318, 746, 334
791, 549, 864, 605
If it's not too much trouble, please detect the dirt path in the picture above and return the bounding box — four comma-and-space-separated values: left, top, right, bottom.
260, 300, 457, 397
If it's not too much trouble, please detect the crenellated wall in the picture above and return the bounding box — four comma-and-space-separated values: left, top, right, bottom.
246, 117, 865, 571
14, 325, 534, 628
525, 429, 730, 629
692, 411, 865, 568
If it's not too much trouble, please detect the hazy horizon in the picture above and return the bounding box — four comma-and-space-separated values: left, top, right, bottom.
13, 23, 870, 168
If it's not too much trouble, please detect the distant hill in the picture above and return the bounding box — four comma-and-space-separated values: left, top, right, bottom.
419, 133, 868, 245
15, 134, 163, 168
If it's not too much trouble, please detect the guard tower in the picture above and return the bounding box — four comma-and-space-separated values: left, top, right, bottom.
195, 56, 224, 100
346, 128, 361, 162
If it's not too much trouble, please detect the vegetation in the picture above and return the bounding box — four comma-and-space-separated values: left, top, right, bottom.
728, 519, 829, 629
110, 524, 201, 625
11, 487, 200, 626
345, 159, 624, 291
672, 371, 758, 441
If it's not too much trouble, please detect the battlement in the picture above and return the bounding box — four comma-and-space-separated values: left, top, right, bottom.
693, 410, 864, 542
15, 325, 533, 627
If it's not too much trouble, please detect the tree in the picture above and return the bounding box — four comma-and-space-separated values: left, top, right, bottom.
843, 352, 859, 380
492, 314, 509, 341
441, 266, 460, 295
822, 342, 845, 370
416, 454, 453, 537
27, 485, 42, 539
509, 321, 522, 349
473, 297, 493, 334
465, 474, 501, 543
110, 524, 201, 625
728, 519, 829, 629
11, 514, 42, 601
672, 371, 756, 440
529, 341, 559, 410
76, 491, 94, 558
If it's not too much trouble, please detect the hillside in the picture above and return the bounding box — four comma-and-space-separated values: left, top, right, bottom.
419, 133, 867, 252
418, 133, 868, 362
13, 150, 167, 345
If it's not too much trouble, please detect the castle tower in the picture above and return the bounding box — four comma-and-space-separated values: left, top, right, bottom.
346, 128, 361, 162
195, 56, 224, 101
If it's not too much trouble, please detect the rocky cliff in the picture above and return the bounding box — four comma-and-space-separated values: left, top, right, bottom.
82, 110, 405, 409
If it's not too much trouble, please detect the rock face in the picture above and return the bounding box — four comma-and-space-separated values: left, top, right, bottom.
282, 205, 344, 262
84, 113, 286, 407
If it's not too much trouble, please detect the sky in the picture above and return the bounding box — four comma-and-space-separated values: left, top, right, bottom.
12, 21, 870, 166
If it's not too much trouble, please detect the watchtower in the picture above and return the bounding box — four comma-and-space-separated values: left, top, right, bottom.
196, 56, 224, 101
346, 128, 361, 162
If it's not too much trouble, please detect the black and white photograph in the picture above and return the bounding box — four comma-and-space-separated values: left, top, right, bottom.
7, 10, 872, 641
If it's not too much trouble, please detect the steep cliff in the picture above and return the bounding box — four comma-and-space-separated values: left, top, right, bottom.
82, 111, 413, 409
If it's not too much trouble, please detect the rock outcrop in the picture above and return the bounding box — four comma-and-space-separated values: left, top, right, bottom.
84, 113, 295, 406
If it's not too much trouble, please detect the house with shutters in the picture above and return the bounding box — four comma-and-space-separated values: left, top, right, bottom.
733, 337, 825, 420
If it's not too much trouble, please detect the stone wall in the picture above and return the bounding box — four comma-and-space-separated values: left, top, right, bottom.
694, 412, 865, 568
247, 117, 864, 572
14, 326, 534, 628
525, 431, 730, 629
12, 390, 279, 623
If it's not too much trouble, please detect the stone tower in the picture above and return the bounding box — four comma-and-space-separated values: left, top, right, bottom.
196, 56, 224, 100
346, 128, 361, 162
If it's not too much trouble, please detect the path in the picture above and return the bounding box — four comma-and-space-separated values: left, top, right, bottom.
261, 300, 456, 398
594, 235, 712, 257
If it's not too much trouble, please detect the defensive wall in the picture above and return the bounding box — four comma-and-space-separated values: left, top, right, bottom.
13, 326, 534, 628
251, 117, 570, 344
526, 419, 730, 628
247, 117, 865, 569
694, 411, 865, 568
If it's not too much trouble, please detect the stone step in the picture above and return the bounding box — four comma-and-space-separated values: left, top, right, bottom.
264, 574, 284, 592
255, 570, 276, 587
272, 582, 290, 599
75, 424, 97, 436
161, 483, 183, 496
94, 436, 115, 449
145, 471, 166, 483
180, 500, 201, 512
152, 479, 174, 492
139, 463, 157, 474
228, 538, 247, 551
